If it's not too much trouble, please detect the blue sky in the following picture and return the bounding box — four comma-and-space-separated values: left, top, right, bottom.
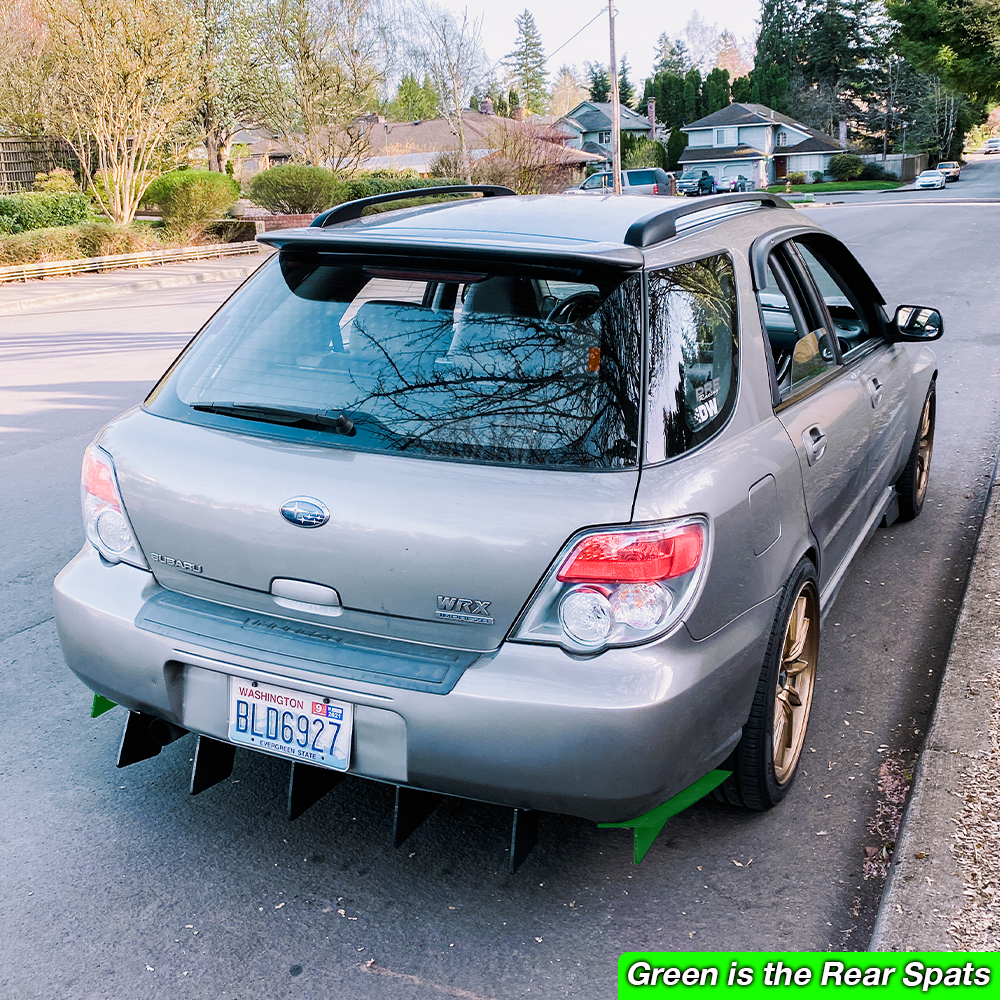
432, 2, 763, 86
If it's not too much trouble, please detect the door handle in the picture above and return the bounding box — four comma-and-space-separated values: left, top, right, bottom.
802, 425, 827, 466
866, 376, 883, 407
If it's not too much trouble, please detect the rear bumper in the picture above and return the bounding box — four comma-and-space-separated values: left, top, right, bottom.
54, 545, 776, 823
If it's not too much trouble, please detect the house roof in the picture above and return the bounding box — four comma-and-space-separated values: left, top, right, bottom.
678, 144, 767, 163
682, 103, 840, 150
361, 113, 603, 172
780, 136, 841, 153
560, 101, 650, 134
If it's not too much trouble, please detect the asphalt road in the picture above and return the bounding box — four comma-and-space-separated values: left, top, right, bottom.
3, 163, 1000, 998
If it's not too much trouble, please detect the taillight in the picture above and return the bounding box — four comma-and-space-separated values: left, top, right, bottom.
652, 183, 659, 194
81, 444, 148, 569
511, 518, 709, 652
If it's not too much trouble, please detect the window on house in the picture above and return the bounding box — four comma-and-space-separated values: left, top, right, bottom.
715, 128, 737, 146
776, 131, 787, 147
598, 130, 612, 144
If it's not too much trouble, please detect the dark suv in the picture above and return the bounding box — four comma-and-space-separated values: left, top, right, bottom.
677, 169, 717, 195
55, 186, 941, 868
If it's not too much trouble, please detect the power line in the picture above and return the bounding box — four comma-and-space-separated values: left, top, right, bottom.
547, 8, 608, 64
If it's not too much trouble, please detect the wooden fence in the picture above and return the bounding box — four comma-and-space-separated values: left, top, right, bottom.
0, 137, 79, 192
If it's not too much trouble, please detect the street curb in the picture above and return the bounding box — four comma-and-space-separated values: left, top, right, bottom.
869, 447, 1000, 950
0, 261, 266, 316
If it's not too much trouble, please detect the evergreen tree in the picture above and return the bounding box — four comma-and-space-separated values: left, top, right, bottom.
618, 57, 635, 108
683, 68, 702, 123
505, 9, 548, 112
508, 89, 519, 116
586, 62, 611, 102
731, 75, 752, 103
652, 34, 691, 75
702, 67, 730, 115
387, 73, 440, 122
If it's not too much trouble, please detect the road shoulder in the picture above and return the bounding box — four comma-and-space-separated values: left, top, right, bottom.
870, 460, 1000, 949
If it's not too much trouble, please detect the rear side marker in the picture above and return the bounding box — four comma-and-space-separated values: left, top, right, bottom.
107, 706, 726, 869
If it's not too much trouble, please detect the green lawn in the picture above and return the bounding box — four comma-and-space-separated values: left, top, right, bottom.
765, 180, 902, 193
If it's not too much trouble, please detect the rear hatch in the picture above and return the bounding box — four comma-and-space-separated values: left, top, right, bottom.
128, 249, 644, 653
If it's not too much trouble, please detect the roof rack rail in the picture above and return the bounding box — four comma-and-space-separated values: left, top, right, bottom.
311, 185, 516, 228
624, 192, 792, 248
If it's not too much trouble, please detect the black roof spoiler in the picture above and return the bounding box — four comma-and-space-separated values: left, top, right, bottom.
311, 185, 516, 228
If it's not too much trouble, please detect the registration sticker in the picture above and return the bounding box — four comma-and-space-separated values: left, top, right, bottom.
227, 679, 353, 771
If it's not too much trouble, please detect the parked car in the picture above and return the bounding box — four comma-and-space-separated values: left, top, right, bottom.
676, 168, 717, 195
725, 174, 749, 192
915, 169, 946, 189
567, 168, 674, 195
936, 161, 961, 181
984, 137, 1000, 154
54, 187, 941, 866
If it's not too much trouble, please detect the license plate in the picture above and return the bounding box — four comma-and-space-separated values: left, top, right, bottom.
227, 678, 353, 771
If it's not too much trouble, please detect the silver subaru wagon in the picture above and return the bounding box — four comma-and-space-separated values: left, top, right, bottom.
54, 188, 940, 863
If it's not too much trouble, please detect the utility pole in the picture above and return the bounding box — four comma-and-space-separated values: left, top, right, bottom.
608, 0, 621, 193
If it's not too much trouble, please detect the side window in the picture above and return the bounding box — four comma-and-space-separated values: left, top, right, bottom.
646, 254, 738, 463
758, 252, 839, 399
791, 240, 882, 359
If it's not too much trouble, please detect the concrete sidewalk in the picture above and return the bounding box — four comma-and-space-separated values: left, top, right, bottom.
870, 462, 1000, 949
0, 250, 270, 315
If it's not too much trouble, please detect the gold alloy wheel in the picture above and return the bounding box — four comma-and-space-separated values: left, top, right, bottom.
773, 583, 819, 785
914, 396, 934, 510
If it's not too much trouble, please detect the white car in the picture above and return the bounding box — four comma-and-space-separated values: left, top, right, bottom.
915, 169, 946, 190
984, 137, 1000, 154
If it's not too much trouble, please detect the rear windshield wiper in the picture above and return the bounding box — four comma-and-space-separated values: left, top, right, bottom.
191, 402, 356, 435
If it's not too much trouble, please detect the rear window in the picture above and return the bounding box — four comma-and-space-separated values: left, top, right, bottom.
627, 170, 655, 184
148, 253, 643, 470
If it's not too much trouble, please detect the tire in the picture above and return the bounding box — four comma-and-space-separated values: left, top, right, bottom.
717, 558, 820, 811
896, 383, 935, 522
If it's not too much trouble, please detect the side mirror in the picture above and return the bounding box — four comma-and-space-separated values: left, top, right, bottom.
893, 305, 943, 341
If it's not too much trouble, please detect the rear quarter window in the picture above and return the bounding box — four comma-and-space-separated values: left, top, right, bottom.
645, 254, 739, 463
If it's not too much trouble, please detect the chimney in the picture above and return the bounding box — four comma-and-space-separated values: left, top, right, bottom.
481, 95, 494, 116
839, 121, 848, 148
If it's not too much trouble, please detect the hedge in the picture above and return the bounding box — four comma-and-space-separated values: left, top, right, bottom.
0, 191, 92, 235
249, 165, 469, 215
0, 221, 166, 266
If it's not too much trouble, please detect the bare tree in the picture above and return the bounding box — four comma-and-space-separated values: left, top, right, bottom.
0, 0, 54, 136
191, 0, 264, 172
252, 0, 389, 172
412, 1, 487, 184
549, 65, 588, 118
0, 0, 202, 221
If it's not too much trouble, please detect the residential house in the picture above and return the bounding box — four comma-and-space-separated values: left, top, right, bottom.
361, 110, 602, 184
678, 104, 844, 189
555, 101, 653, 161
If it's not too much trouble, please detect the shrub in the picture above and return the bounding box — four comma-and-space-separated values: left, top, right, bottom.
143, 170, 240, 234
248, 164, 340, 214
786, 171, 806, 185
623, 138, 667, 170
828, 153, 865, 181
0, 191, 92, 234
812, 171, 825, 182
859, 161, 895, 181
34, 167, 80, 193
